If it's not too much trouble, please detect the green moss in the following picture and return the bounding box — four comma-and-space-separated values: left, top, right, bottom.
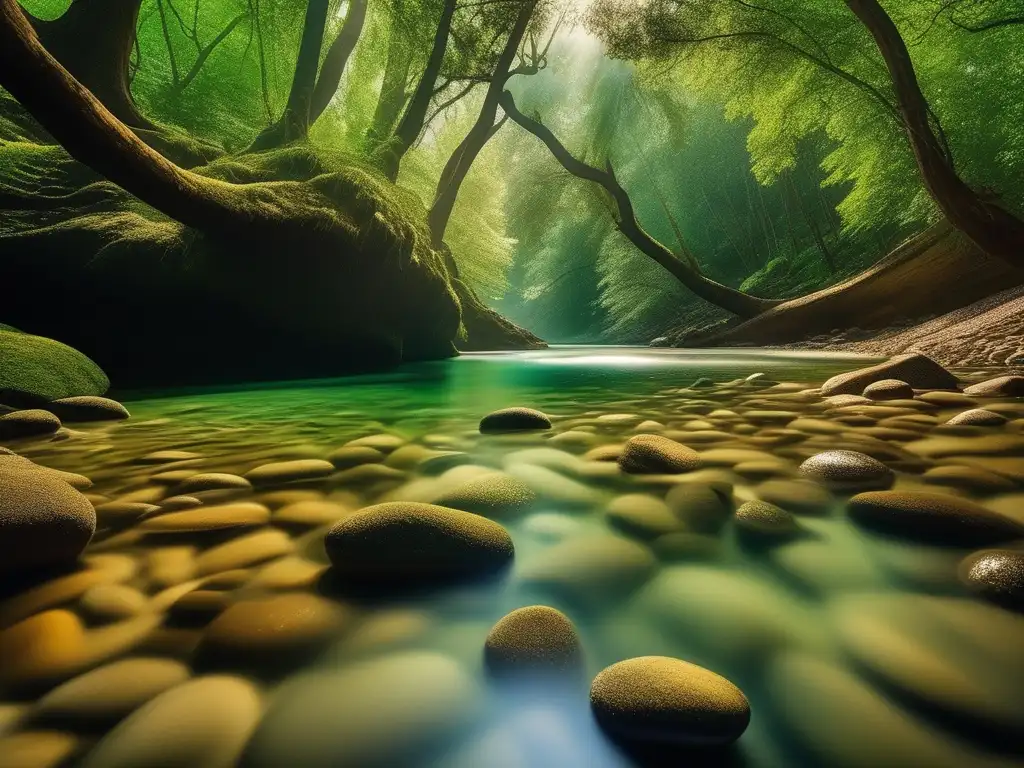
0, 330, 109, 402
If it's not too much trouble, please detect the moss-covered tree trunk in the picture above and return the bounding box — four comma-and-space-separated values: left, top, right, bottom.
845, 0, 1024, 269
248, 0, 331, 151
28, 0, 153, 129
381, 0, 457, 182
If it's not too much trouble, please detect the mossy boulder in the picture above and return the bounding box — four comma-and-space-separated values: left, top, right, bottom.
0, 330, 108, 406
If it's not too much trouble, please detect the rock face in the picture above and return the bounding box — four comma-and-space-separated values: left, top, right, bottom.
618, 435, 701, 474
479, 408, 552, 433
483, 605, 582, 678
0, 330, 109, 406
589, 656, 750, 746
821, 354, 957, 396
324, 502, 514, 585
847, 491, 1024, 545
46, 396, 129, 422
862, 379, 914, 401
0, 409, 61, 439
960, 550, 1024, 610
0, 459, 96, 571
799, 450, 895, 491
962, 375, 1024, 397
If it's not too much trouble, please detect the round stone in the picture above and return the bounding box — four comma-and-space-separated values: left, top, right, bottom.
433, 472, 537, 519
324, 502, 514, 585
734, 500, 800, 544
0, 409, 61, 440
960, 550, 1024, 610
139, 502, 269, 533
35, 658, 190, 724
821, 354, 957, 396
847, 491, 1024, 545
863, 379, 914, 401
589, 656, 750, 746
46, 396, 130, 422
618, 435, 701, 474
194, 529, 293, 575
175, 473, 252, 494
484, 605, 582, 678
274, 500, 349, 527
963, 376, 1024, 397
244, 459, 335, 486
0, 610, 86, 690
327, 446, 384, 469
665, 483, 732, 533
605, 494, 682, 540
343, 434, 405, 452
520, 534, 656, 604
196, 594, 347, 671
79, 676, 261, 768
0, 459, 96, 571
945, 409, 1007, 427
479, 407, 552, 433
799, 450, 895, 491
79, 584, 148, 621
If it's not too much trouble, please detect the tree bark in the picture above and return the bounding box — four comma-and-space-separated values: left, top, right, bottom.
427, 0, 536, 247
309, 0, 368, 123
845, 0, 1024, 268
499, 91, 779, 319
28, 0, 154, 129
381, 0, 457, 181
174, 11, 249, 95
248, 0, 331, 151
365, 29, 414, 149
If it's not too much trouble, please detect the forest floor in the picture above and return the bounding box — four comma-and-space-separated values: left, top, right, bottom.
789, 285, 1024, 369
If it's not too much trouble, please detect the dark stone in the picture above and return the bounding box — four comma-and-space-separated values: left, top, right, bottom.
959, 550, 1024, 610
821, 354, 957, 396
484, 605, 582, 678
479, 407, 552, 434
619, 435, 701, 474
847, 491, 1024, 545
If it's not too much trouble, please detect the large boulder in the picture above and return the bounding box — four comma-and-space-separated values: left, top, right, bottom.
847, 491, 1024, 545
821, 354, 957, 396
0, 330, 108, 406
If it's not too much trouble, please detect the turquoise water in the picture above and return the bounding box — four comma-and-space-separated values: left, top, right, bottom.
6, 347, 1024, 768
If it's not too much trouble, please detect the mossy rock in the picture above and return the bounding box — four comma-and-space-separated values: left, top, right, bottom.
0, 330, 108, 405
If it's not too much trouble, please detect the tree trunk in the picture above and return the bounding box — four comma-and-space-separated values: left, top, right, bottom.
29, 0, 154, 129
309, 0, 368, 123
248, 0, 331, 151
499, 91, 779, 319
845, 0, 1024, 268
381, 0, 457, 182
427, 0, 536, 247
365, 30, 414, 149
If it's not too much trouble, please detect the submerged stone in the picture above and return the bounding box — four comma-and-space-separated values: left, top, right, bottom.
0, 409, 61, 439
618, 434, 701, 474
945, 408, 1008, 427
484, 605, 582, 678
959, 549, 1024, 610
589, 656, 750, 746
47, 396, 130, 422
434, 472, 537, 519
734, 500, 800, 544
479, 407, 551, 433
799, 450, 895, 491
821, 354, 957, 396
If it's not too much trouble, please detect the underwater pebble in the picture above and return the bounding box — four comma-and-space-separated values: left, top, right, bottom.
799, 450, 895, 491
959, 549, 1024, 610
484, 605, 582, 678
618, 434, 701, 474
479, 408, 551, 433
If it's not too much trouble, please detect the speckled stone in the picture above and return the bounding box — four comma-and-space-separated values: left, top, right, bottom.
47, 396, 130, 422
484, 605, 582, 678
605, 494, 682, 540
959, 550, 1024, 610
862, 379, 914, 401
619, 435, 701, 474
820, 354, 957, 396
847, 491, 1024, 545
665, 483, 732, 533
434, 472, 537, 519
0, 409, 61, 439
945, 409, 1008, 427
343, 434, 406, 452
244, 459, 335, 486
175, 473, 252, 494
799, 450, 895, 491
962, 375, 1024, 397
589, 656, 750, 746
479, 407, 552, 433
139, 502, 269, 533
521, 535, 656, 604
734, 500, 800, 544
327, 446, 385, 469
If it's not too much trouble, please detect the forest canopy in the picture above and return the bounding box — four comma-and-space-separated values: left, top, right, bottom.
2, 0, 1023, 355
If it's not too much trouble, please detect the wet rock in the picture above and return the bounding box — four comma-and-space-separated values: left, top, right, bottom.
330, 463, 406, 490
824, 394, 873, 408
799, 450, 895, 491
960, 549, 1024, 610
324, 502, 514, 586
136, 450, 202, 464
159, 495, 203, 512
46, 396, 129, 422
963, 375, 1024, 397
241, 652, 478, 768
80, 676, 261, 768
734, 500, 800, 545
480, 407, 551, 433
344, 434, 405, 453
139, 502, 270, 533
664, 483, 732, 533
589, 656, 750, 746
244, 459, 334, 486
0, 409, 61, 440
35, 658, 190, 725
521, 535, 656, 604
847, 490, 1024, 545
168, 591, 231, 626
755, 479, 832, 513
605, 494, 682, 540
94, 501, 160, 522
618, 435, 701, 474
434, 472, 537, 519
946, 408, 1008, 427
196, 594, 347, 672
327, 445, 385, 469
862, 379, 914, 401
484, 605, 582, 678
504, 463, 602, 507
652, 532, 722, 562
821, 354, 957, 396
548, 430, 601, 450
273, 499, 349, 527
249, 557, 325, 590
921, 465, 1015, 494
0, 460, 96, 572
146, 547, 196, 588
521, 512, 582, 542
194, 529, 293, 575
744, 373, 776, 387
176, 473, 251, 494
79, 584, 148, 621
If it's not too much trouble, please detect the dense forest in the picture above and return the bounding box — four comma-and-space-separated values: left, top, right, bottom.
1, 0, 1023, 381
